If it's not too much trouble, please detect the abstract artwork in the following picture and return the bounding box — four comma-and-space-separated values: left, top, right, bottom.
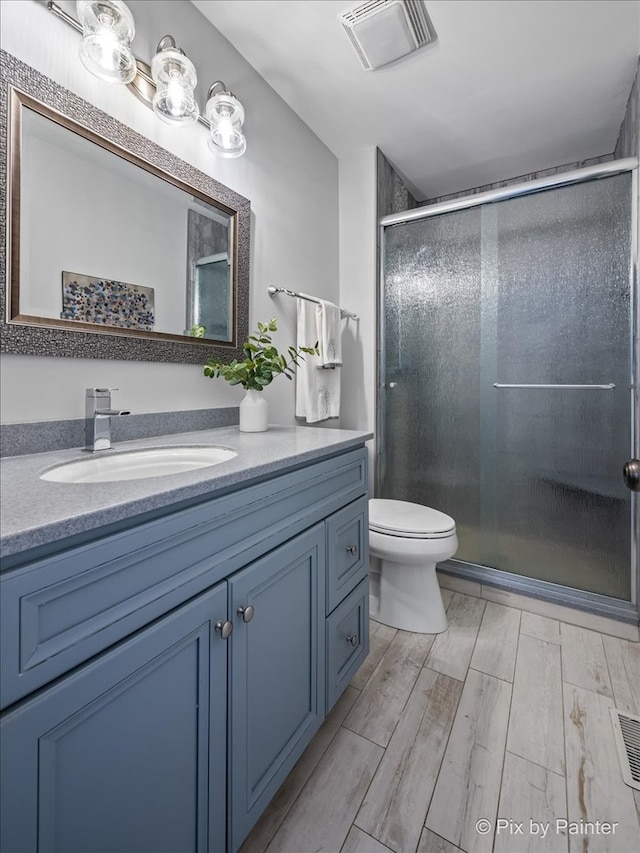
61, 272, 155, 330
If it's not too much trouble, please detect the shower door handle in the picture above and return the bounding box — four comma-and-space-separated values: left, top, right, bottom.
493, 383, 615, 390
623, 459, 640, 492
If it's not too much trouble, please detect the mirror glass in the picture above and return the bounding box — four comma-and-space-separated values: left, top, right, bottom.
17, 105, 233, 343
1, 49, 251, 365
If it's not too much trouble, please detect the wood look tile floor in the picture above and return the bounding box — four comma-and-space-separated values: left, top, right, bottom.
240, 592, 640, 853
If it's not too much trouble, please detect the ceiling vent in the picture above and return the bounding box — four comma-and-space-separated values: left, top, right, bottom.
338, 0, 436, 71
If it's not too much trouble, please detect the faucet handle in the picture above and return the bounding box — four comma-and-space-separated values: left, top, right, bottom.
86, 388, 117, 418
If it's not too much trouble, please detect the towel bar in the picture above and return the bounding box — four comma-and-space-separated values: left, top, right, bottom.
267, 286, 358, 320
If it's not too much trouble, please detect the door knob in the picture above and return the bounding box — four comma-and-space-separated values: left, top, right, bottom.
623, 459, 640, 492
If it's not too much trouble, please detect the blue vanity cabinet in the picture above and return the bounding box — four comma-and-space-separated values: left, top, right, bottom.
0, 582, 229, 853
0, 445, 370, 853
227, 524, 326, 852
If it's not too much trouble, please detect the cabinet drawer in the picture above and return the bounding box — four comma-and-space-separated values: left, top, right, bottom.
326, 496, 368, 614
326, 578, 369, 712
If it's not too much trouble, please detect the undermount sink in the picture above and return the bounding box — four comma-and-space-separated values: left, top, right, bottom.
41, 446, 238, 484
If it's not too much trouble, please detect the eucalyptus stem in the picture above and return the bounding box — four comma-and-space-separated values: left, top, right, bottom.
204, 318, 318, 391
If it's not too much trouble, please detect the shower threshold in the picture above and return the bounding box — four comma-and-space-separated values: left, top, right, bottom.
437, 559, 639, 627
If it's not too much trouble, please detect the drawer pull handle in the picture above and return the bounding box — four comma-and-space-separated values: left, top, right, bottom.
346, 545, 358, 556
215, 620, 233, 640
346, 634, 358, 647
237, 605, 255, 623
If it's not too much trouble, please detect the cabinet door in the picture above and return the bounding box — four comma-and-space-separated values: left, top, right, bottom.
228, 524, 326, 852
0, 583, 228, 853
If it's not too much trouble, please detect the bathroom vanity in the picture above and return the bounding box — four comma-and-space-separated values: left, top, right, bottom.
0, 426, 372, 853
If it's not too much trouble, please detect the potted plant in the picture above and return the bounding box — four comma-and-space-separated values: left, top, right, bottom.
203, 318, 318, 432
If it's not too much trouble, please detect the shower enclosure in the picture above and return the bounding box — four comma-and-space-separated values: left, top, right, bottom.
378, 160, 639, 621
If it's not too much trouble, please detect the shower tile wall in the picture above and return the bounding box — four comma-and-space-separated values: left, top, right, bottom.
614, 57, 639, 159
376, 149, 418, 218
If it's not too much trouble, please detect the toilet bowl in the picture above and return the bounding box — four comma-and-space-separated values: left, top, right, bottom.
369, 499, 458, 634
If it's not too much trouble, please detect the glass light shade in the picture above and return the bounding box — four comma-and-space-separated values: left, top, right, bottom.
205, 92, 246, 158
151, 47, 199, 126
76, 1, 136, 84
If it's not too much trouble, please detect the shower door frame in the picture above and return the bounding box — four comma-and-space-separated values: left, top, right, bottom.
378, 157, 639, 624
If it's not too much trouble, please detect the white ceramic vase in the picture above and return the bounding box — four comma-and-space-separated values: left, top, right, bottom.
239, 388, 268, 432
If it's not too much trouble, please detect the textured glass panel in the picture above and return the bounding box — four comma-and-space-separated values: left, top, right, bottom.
381, 208, 484, 561
492, 174, 632, 598
381, 172, 634, 601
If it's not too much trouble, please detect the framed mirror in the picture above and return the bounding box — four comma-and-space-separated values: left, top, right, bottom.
0, 50, 250, 364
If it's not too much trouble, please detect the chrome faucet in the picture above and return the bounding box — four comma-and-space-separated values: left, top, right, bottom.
85, 388, 131, 452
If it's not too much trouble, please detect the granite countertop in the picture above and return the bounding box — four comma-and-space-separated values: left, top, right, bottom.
0, 425, 373, 562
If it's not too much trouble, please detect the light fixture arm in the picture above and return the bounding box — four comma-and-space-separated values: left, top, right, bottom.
156, 34, 179, 54
207, 81, 229, 100
47, 1, 83, 34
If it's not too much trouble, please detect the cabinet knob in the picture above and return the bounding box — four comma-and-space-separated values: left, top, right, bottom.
237, 605, 255, 623
346, 545, 358, 556
215, 620, 233, 639
346, 634, 358, 647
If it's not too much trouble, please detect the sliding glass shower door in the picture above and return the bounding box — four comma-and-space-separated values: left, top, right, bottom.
380, 172, 635, 601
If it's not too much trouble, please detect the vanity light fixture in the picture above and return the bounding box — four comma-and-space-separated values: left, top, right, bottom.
151, 36, 199, 126
76, 0, 137, 84
205, 82, 247, 158
48, 1, 247, 158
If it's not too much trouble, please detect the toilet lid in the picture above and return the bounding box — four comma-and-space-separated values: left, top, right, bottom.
369, 499, 456, 538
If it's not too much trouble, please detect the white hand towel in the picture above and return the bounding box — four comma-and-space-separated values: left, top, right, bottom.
295, 296, 341, 423
317, 298, 342, 367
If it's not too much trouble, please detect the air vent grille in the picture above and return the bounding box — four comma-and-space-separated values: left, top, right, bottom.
339, 1, 436, 71
403, 0, 432, 44
342, 0, 390, 23
610, 707, 640, 790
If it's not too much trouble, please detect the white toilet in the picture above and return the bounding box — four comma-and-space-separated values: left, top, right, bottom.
369, 499, 458, 634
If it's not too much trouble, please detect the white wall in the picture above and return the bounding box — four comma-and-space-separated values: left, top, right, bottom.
0, 0, 339, 423
338, 148, 377, 469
